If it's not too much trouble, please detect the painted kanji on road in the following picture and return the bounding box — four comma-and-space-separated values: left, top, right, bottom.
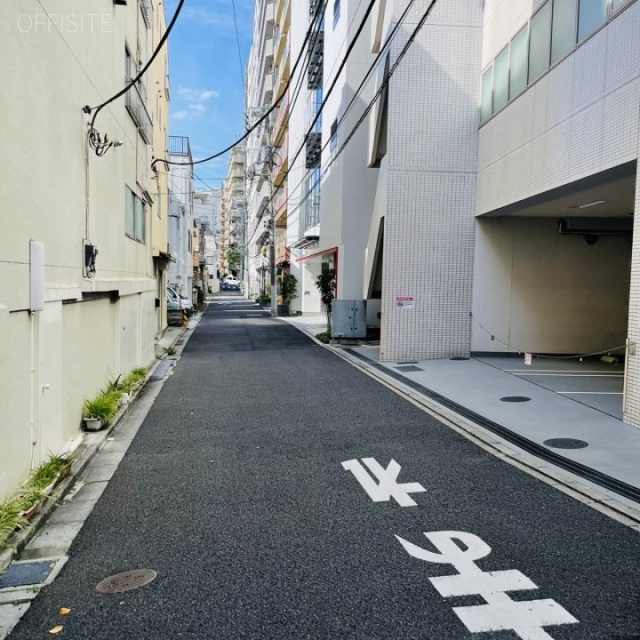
341, 458, 426, 507
396, 530, 578, 639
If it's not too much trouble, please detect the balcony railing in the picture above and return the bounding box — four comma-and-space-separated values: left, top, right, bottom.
169, 135, 190, 156
125, 80, 153, 144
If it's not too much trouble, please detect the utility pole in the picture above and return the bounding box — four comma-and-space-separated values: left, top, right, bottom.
270, 203, 277, 317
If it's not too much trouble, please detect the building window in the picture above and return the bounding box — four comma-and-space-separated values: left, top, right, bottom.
528, 1, 551, 82
480, 65, 493, 122
125, 186, 146, 242
509, 25, 528, 99
578, 0, 607, 41
333, 0, 340, 26
330, 119, 338, 151
551, 0, 578, 64
493, 45, 510, 111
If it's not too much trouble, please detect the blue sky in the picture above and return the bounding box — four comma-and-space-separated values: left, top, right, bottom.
164, 0, 254, 189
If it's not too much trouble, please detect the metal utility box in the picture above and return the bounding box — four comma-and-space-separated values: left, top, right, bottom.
331, 299, 367, 339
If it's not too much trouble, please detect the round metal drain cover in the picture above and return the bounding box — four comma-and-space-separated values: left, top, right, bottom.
500, 396, 531, 403
96, 569, 157, 594
450, 357, 469, 361
543, 438, 589, 450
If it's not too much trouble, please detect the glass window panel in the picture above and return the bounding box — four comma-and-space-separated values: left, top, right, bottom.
480, 65, 493, 121
551, 0, 577, 64
529, 1, 551, 82
493, 45, 510, 111
578, 0, 607, 41
510, 25, 528, 98
612, 0, 631, 8
135, 196, 145, 241
125, 187, 134, 237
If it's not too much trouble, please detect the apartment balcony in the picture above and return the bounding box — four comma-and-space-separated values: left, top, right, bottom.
274, 187, 287, 225
275, 233, 290, 266
273, 153, 288, 188
125, 80, 153, 144
273, 95, 289, 147
262, 72, 274, 103
274, 24, 288, 67
275, 0, 289, 26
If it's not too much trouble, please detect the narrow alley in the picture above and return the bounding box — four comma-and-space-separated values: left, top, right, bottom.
7, 299, 640, 639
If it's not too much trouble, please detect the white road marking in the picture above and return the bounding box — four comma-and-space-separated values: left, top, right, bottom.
513, 373, 623, 377
396, 530, 578, 639
556, 392, 622, 395
341, 458, 426, 507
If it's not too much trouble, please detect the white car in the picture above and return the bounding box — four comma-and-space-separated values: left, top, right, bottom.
222, 276, 240, 291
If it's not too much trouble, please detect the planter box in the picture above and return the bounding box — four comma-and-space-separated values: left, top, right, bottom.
84, 417, 104, 431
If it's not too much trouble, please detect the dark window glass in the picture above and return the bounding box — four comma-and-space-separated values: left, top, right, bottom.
333, 0, 340, 26
330, 120, 338, 150
551, 0, 577, 64
578, 0, 607, 41
510, 25, 528, 98
529, 1, 551, 82
480, 65, 493, 121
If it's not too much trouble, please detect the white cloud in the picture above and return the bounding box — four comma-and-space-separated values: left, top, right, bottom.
177, 87, 220, 102
172, 110, 190, 121
189, 103, 207, 114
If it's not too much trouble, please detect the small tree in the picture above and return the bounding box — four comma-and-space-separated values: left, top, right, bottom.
226, 247, 242, 271
279, 273, 298, 305
315, 267, 336, 335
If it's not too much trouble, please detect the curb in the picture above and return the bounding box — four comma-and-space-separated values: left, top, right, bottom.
321, 343, 640, 530
0, 324, 191, 576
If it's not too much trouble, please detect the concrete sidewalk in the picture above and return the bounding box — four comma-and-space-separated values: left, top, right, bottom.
283, 315, 640, 522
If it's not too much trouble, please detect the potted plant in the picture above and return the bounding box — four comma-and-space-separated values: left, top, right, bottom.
278, 273, 298, 317
82, 391, 119, 431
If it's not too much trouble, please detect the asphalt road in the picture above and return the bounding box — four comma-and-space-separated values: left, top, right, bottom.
10, 299, 640, 639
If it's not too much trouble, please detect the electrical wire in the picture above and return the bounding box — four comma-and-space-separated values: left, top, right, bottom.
470, 314, 628, 360
280, 0, 440, 225
230, 0, 246, 88
259, 0, 425, 221
152, 0, 328, 171
84, 0, 185, 135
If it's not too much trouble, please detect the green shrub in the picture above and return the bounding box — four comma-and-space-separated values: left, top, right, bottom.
315, 331, 331, 344
82, 392, 119, 424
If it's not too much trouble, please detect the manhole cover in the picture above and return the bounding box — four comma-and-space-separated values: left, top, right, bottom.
450, 357, 469, 361
175, 340, 185, 345
500, 396, 531, 403
96, 569, 157, 594
395, 365, 423, 372
543, 438, 589, 449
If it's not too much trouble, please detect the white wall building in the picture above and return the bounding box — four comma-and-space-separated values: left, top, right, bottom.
168, 136, 194, 300
0, 0, 169, 498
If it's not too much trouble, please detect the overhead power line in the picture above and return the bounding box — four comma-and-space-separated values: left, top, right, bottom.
284, 0, 440, 223
259, 0, 422, 220
152, 0, 328, 171
84, 0, 185, 142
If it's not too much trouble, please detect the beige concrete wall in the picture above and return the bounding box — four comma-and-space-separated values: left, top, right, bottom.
0, 0, 164, 497
472, 218, 631, 354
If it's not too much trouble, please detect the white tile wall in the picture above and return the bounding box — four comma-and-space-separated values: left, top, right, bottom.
380, 1, 483, 362
477, 1, 640, 215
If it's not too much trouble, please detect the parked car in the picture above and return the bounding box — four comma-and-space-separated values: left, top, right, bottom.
167, 286, 194, 317
221, 276, 240, 291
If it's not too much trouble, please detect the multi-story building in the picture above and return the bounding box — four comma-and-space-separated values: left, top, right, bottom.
473, 0, 640, 426
167, 136, 194, 301
246, 0, 275, 297
0, 0, 169, 498
221, 145, 247, 280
